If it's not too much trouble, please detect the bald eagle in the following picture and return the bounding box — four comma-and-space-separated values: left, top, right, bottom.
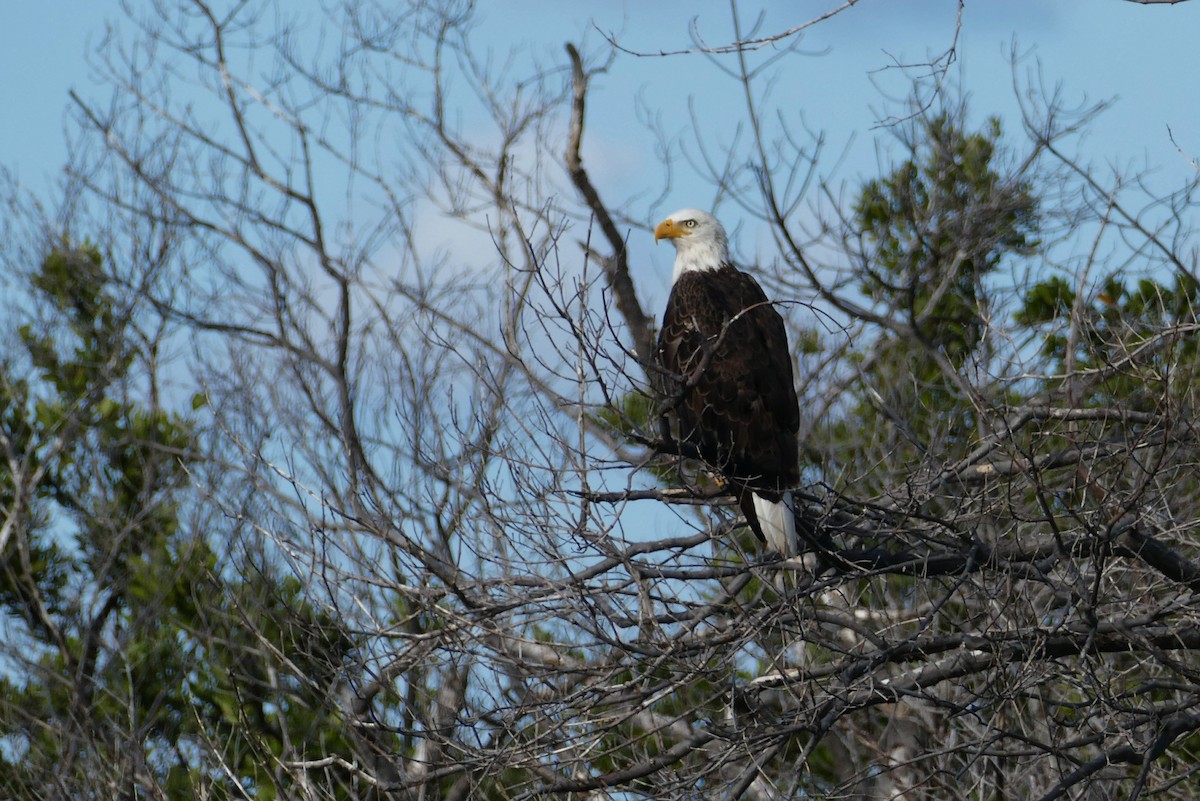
654, 209, 801, 557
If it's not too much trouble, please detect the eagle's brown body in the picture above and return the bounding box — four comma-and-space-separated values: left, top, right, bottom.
657, 262, 800, 549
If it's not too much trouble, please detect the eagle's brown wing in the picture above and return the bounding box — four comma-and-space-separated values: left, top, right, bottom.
656, 265, 799, 541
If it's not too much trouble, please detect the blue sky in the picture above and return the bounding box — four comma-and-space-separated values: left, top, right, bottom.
4, 2, 1198, 211
5, 1, 1198, 390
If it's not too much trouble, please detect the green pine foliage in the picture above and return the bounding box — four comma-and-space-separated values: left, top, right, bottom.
0, 246, 364, 800
855, 113, 1039, 364
1018, 271, 1200, 407
818, 113, 1040, 500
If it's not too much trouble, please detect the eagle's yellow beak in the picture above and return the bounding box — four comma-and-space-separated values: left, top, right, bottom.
654, 218, 686, 242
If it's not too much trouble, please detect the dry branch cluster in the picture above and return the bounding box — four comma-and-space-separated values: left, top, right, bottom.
3, 2, 1200, 801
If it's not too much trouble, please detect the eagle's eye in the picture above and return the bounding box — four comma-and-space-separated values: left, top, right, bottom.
683, 219, 697, 228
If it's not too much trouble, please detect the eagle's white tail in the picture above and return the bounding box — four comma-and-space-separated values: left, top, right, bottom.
753, 491, 798, 557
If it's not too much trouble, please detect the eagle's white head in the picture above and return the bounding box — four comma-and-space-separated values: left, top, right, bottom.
654, 208, 730, 284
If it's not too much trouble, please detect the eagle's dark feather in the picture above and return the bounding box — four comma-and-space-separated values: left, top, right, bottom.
656, 263, 800, 544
